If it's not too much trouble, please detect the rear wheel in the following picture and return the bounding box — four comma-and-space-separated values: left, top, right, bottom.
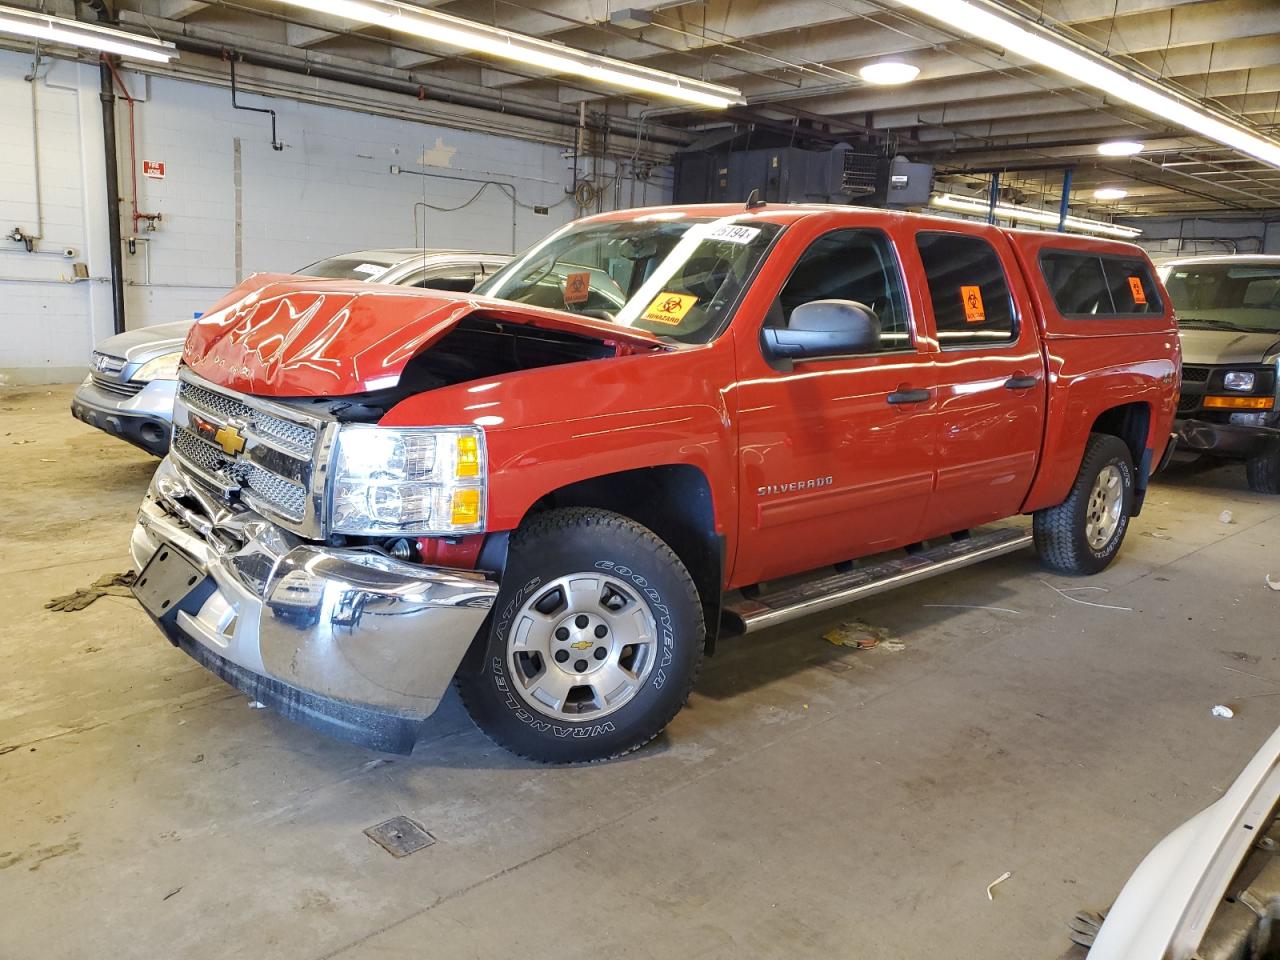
1246, 450, 1280, 494
1034, 433, 1135, 575
457, 508, 704, 763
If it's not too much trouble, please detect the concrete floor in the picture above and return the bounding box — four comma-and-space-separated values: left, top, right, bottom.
3, 384, 1279, 960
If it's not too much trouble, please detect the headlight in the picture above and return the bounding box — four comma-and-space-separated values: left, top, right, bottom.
132, 352, 182, 383
1223, 371, 1256, 392
329, 425, 486, 536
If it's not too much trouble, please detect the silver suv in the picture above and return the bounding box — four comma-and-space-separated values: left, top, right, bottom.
71, 249, 508, 456
1162, 256, 1280, 492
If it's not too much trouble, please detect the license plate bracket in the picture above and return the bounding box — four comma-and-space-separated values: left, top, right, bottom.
134, 546, 207, 620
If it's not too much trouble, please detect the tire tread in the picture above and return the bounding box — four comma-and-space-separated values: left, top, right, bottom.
1034, 433, 1134, 575
456, 507, 703, 764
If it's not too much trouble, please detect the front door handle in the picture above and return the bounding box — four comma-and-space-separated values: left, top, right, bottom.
887, 388, 931, 405
1004, 375, 1040, 390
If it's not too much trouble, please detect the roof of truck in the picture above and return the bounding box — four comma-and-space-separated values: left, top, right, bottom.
578, 202, 1147, 255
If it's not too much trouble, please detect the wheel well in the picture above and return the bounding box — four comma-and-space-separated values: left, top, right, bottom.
1090, 402, 1151, 469
1090, 402, 1153, 512
526, 465, 724, 653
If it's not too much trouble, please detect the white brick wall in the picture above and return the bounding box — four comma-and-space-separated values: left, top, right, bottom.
0, 48, 671, 382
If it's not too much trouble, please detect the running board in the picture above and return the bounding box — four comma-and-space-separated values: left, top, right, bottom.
724, 527, 1034, 634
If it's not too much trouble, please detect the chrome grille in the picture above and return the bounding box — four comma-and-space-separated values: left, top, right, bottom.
91, 373, 143, 398
242, 463, 306, 520
179, 381, 316, 455
92, 352, 126, 376
172, 428, 226, 475
170, 372, 330, 535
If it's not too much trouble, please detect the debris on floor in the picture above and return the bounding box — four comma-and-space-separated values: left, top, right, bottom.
1141, 530, 1171, 540
823, 620, 893, 650
1220, 510, 1235, 524
364, 816, 436, 858
1212, 705, 1235, 719
986, 871, 1012, 901
1067, 910, 1108, 948
1265, 574, 1280, 592
1039, 580, 1133, 612
45, 571, 137, 612
247, 701, 266, 710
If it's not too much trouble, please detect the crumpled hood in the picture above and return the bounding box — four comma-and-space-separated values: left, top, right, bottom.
1179, 326, 1280, 366
182, 275, 665, 397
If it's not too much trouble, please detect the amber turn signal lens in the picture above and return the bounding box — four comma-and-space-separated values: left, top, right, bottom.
1203, 395, 1274, 410
451, 488, 481, 526
456, 435, 481, 478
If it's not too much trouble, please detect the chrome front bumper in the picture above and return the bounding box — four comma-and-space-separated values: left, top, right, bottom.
131, 457, 498, 752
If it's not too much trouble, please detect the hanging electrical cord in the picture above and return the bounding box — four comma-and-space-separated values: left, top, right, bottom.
406, 173, 575, 253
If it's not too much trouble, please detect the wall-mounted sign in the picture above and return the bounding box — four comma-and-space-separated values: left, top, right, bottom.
142, 160, 165, 179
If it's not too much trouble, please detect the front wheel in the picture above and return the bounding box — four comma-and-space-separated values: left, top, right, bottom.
457, 508, 704, 763
1034, 433, 1135, 575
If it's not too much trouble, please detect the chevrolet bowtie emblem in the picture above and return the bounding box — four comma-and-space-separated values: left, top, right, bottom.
214, 424, 246, 456
570, 640, 592, 650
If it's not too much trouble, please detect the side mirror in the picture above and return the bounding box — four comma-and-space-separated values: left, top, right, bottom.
762, 299, 880, 361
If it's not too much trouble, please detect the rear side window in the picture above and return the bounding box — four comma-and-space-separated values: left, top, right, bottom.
1040, 250, 1162, 317
916, 232, 1016, 346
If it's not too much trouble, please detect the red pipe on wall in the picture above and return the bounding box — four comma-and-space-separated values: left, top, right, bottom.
101, 54, 161, 234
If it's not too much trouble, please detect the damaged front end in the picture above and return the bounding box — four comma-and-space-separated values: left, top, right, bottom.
132, 454, 497, 753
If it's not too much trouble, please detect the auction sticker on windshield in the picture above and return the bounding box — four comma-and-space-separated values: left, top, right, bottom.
642, 292, 698, 326
706, 224, 762, 244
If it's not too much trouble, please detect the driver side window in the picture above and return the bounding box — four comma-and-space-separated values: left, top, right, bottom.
771, 229, 911, 352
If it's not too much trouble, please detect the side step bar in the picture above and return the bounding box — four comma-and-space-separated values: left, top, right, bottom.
724, 527, 1034, 634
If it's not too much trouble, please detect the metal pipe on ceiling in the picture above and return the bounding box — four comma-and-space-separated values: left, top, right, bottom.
163, 35, 691, 150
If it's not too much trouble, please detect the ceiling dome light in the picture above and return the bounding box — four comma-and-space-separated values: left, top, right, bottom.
858, 59, 920, 85
1097, 140, 1144, 157
1092, 187, 1128, 200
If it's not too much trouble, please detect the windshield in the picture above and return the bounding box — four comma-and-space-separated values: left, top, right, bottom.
473, 215, 783, 343
295, 253, 400, 281
1163, 263, 1280, 333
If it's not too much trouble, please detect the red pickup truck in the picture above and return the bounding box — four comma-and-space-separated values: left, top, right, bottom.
130, 203, 1179, 762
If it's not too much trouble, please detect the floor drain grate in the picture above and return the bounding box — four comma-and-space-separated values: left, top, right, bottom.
364, 816, 435, 858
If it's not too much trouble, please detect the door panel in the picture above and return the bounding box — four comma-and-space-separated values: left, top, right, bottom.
731, 227, 937, 586
911, 230, 1045, 536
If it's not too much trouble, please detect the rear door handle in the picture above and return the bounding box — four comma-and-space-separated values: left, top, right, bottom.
887, 388, 931, 405
1004, 375, 1039, 390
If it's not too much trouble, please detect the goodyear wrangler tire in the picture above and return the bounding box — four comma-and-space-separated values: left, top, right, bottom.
1034, 433, 1135, 575
457, 508, 704, 763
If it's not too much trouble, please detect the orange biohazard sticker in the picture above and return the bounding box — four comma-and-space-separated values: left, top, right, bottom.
642, 292, 698, 326
960, 285, 986, 324
563, 271, 591, 305
1127, 276, 1147, 305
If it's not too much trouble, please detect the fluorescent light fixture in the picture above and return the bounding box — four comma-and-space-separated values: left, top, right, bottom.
1097, 140, 1144, 157
1092, 187, 1128, 200
889, 0, 1280, 169
271, 0, 743, 108
929, 193, 1141, 239
0, 8, 176, 62
858, 59, 920, 85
